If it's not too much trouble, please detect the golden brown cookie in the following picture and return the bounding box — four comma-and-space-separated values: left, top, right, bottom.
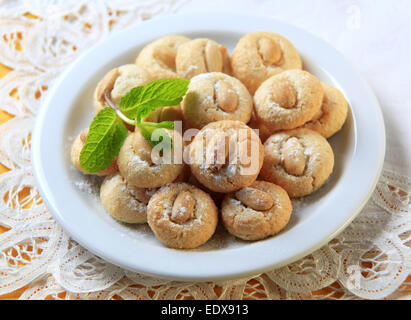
254, 70, 323, 133
260, 128, 334, 198
176, 38, 232, 79
232, 32, 302, 94
93, 64, 152, 115
71, 128, 118, 176
221, 181, 292, 241
100, 173, 153, 224
188, 120, 264, 193
301, 83, 348, 138
147, 183, 218, 249
117, 130, 184, 188
136, 35, 190, 80
181, 72, 253, 129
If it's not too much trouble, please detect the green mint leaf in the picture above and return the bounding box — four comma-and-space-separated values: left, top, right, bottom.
80, 108, 128, 173
119, 78, 189, 121
137, 121, 174, 150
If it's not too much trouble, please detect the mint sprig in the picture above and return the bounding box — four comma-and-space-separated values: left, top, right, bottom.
79, 78, 189, 173
119, 78, 189, 121
79, 107, 128, 173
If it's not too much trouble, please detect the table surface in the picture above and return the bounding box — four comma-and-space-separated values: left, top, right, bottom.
0, 63, 25, 299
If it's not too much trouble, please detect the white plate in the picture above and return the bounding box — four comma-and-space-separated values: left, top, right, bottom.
32, 12, 385, 281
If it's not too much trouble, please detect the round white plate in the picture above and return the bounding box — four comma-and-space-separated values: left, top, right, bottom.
32, 12, 385, 281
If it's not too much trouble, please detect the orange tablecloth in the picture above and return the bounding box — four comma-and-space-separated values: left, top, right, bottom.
0, 63, 29, 299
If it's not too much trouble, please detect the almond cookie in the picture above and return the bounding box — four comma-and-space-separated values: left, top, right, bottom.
232, 32, 302, 94
221, 181, 292, 241
100, 173, 153, 223
301, 83, 348, 138
254, 70, 323, 133
71, 128, 118, 176
260, 128, 334, 198
93, 64, 152, 115
181, 72, 253, 129
117, 130, 184, 188
176, 38, 232, 79
136, 35, 190, 80
188, 120, 264, 193
147, 183, 218, 249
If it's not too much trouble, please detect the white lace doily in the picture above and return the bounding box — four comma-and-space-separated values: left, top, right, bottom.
0, 0, 410, 300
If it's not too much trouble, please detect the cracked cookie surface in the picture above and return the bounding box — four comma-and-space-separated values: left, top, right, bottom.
176, 38, 232, 79
260, 128, 334, 197
182, 72, 253, 129
221, 181, 292, 241
136, 35, 190, 80
301, 83, 348, 138
147, 182, 218, 249
100, 173, 153, 224
188, 120, 264, 193
254, 70, 324, 133
117, 130, 184, 189
232, 32, 302, 94
93, 64, 152, 115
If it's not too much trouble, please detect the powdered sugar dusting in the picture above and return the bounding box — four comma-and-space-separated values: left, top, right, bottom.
268, 101, 281, 109
185, 65, 198, 73
127, 198, 146, 211
229, 198, 242, 206
214, 80, 221, 92
145, 188, 158, 198
192, 72, 213, 80
74, 175, 103, 196
131, 154, 149, 166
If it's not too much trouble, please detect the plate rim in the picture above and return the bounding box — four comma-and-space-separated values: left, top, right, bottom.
31, 12, 386, 281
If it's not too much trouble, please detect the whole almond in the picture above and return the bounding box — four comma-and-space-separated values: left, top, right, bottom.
235, 187, 274, 211
204, 40, 223, 72
171, 190, 196, 224
282, 137, 306, 176
258, 37, 282, 65
215, 80, 238, 113
155, 46, 177, 71
271, 80, 297, 109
